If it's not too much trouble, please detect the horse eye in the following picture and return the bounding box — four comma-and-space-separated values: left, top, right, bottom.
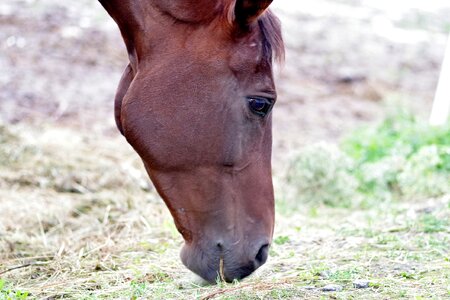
247, 97, 274, 117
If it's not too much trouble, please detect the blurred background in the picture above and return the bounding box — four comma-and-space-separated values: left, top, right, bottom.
1, 0, 449, 299
1, 0, 449, 165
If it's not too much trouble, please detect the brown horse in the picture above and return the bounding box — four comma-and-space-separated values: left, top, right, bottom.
98, 0, 283, 282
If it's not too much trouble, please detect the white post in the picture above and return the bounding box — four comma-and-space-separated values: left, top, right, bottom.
430, 34, 450, 126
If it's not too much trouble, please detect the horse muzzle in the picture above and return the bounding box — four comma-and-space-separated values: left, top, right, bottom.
180, 237, 270, 283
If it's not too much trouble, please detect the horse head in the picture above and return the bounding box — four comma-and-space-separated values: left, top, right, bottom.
99, 0, 283, 282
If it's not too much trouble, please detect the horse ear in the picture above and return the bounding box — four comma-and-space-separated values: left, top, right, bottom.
98, 0, 144, 68
233, 0, 273, 26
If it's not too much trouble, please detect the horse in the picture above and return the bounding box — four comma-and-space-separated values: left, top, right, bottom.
98, 0, 284, 283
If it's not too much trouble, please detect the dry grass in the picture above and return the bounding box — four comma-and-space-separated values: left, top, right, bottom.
0, 123, 185, 298
1, 123, 449, 299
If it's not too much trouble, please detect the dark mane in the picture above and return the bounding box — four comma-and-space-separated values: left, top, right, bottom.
258, 9, 285, 64
226, 3, 285, 64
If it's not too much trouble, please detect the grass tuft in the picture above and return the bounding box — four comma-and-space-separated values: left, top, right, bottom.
285, 111, 450, 208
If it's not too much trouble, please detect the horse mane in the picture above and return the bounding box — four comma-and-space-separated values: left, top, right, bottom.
258, 10, 285, 64
226, 3, 285, 64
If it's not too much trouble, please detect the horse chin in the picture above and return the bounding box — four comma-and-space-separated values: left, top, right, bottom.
180, 243, 219, 283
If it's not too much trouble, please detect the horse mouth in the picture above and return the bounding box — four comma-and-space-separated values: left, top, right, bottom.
181, 243, 262, 283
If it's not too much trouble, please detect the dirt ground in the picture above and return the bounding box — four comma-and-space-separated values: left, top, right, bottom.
1, 0, 449, 299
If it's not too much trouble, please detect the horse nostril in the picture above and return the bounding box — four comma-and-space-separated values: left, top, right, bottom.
217, 242, 223, 250
255, 244, 269, 265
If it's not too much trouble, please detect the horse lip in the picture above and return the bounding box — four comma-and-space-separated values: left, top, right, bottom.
223, 161, 252, 173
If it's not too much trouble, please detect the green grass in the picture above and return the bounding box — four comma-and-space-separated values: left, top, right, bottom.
419, 214, 449, 233
0, 279, 29, 300
342, 111, 450, 202
285, 111, 450, 208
